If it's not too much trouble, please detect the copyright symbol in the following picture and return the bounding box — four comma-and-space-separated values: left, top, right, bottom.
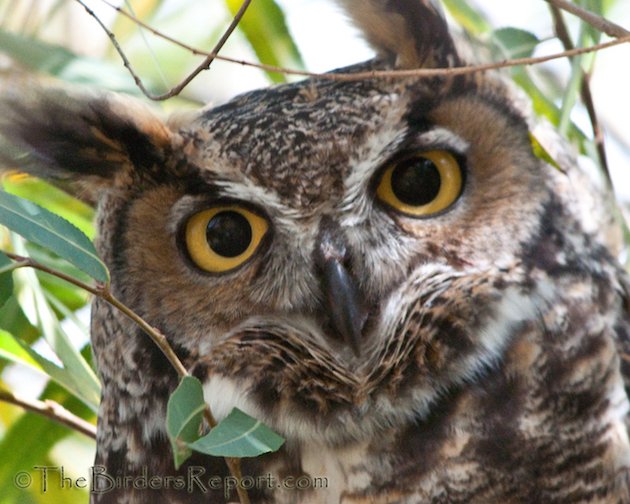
14, 471, 32, 489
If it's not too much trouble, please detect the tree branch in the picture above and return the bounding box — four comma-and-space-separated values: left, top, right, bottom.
0, 389, 97, 439
84, 0, 254, 101
545, 0, 630, 38
4, 253, 100, 296
80, 0, 630, 101
154, 0, 254, 101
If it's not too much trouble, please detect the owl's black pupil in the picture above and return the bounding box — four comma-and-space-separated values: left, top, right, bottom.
391, 157, 441, 206
206, 211, 252, 258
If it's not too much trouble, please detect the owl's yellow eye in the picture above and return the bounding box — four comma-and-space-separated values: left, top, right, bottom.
376, 150, 463, 217
185, 206, 269, 273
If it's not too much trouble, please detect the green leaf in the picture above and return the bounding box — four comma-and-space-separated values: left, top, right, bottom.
0, 330, 42, 372
492, 27, 540, 59
529, 132, 563, 172
166, 376, 205, 469
0, 252, 13, 308
442, 0, 491, 35
26, 243, 92, 312
0, 191, 109, 283
6, 241, 100, 410
225, 0, 303, 82
190, 408, 284, 458
3, 177, 95, 240
0, 296, 39, 349
0, 329, 98, 411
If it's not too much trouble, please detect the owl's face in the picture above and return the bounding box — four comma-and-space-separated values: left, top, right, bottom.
90, 62, 552, 443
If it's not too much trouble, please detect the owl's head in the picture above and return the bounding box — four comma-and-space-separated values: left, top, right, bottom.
0, 1, 610, 444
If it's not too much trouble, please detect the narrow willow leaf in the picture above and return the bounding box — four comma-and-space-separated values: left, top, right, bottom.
10, 240, 100, 411
190, 408, 284, 458
442, 0, 491, 34
0, 252, 13, 308
487, 28, 588, 144
166, 376, 205, 469
492, 27, 540, 59
3, 176, 95, 239
530, 132, 563, 172
0, 191, 109, 283
0, 330, 42, 372
225, 0, 303, 83
0, 329, 98, 411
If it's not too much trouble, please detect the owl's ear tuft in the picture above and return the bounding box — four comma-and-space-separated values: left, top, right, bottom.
336, 0, 460, 68
0, 76, 173, 191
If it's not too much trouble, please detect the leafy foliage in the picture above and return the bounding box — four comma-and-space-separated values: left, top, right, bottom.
0, 192, 108, 283
167, 376, 285, 468
189, 408, 285, 458
166, 376, 206, 469
0, 253, 12, 308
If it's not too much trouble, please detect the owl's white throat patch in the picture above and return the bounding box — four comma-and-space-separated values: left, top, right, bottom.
202, 375, 263, 426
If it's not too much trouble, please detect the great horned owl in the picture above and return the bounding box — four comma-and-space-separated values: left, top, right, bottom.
1, 0, 630, 503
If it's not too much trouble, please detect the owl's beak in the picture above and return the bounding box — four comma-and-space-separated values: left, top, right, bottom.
315, 218, 367, 356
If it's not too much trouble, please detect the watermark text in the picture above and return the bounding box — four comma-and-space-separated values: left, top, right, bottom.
14, 466, 328, 499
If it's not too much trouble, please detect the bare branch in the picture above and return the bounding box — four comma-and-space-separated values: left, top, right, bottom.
73, 0, 154, 98
95, 0, 253, 101
4, 252, 101, 296
545, 0, 630, 38
82, 0, 630, 101
154, 0, 254, 101
0, 389, 97, 439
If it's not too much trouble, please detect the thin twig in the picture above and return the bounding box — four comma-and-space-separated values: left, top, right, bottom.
4, 253, 100, 296
73, 0, 153, 98
0, 259, 30, 275
549, 5, 611, 189
81, 0, 630, 101
545, 0, 630, 38
156, 0, 254, 101
96, 0, 253, 101
0, 389, 97, 439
